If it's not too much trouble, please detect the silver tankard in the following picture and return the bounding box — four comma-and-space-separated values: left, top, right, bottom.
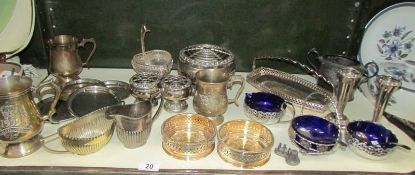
0, 76, 61, 157
193, 68, 244, 125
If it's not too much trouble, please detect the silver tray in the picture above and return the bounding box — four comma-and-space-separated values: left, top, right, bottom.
67, 86, 122, 117
247, 57, 333, 112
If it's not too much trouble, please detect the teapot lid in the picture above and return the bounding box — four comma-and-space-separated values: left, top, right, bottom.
0, 76, 32, 99
0, 0, 35, 59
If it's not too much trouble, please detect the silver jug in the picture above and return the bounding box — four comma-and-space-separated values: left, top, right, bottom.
106, 100, 163, 149
48, 35, 96, 77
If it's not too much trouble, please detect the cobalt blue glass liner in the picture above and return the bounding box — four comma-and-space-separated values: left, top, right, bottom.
291, 115, 339, 144
244, 92, 285, 112
347, 121, 398, 149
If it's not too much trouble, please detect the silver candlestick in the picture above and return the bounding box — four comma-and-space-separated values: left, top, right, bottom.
326, 67, 362, 128
372, 75, 401, 122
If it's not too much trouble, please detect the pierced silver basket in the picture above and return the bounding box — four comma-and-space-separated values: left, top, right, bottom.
131, 50, 173, 78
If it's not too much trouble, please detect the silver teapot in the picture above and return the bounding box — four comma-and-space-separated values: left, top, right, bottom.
307, 48, 378, 101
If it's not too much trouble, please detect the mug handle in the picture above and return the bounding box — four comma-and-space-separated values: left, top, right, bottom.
277, 102, 296, 123
35, 82, 61, 121
41, 133, 70, 154
78, 38, 97, 67
306, 48, 321, 70
227, 75, 245, 107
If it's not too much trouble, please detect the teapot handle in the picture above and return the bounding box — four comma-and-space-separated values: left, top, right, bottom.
306, 48, 321, 70
35, 82, 61, 121
357, 61, 379, 86
78, 38, 97, 67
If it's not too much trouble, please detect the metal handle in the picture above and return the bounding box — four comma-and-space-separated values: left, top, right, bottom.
140, 24, 151, 53
78, 38, 97, 67
306, 48, 320, 70
277, 102, 296, 123
252, 56, 334, 89
227, 75, 245, 107
301, 91, 338, 118
359, 61, 380, 86
151, 98, 164, 123
41, 133, 70, 154
35, 82, 61, 121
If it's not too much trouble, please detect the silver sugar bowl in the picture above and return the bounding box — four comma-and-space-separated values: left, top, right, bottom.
129, 72, 161, 106
161, 75, 192, 113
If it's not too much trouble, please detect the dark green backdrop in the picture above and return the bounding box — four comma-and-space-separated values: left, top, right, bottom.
19, 0, 411, 73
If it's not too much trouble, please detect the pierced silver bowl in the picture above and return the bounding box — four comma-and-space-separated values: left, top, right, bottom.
131, 50, 173, 79
244, 92, 294, 125
161, 75, 192, 113
346, 121, 409, 160
288, 115, 340, 155
178, 44, 235, 82
129, 72, 161, 105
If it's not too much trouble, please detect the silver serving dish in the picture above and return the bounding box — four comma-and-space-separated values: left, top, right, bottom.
67, 86, 121, 117
60, 78, 105, 101
247, 57, 333, 112
103, 80, 131, 100
178, 44, 235, 82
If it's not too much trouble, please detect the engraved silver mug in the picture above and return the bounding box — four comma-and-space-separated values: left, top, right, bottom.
0, 76, 61, 144
193, 68, 244, 125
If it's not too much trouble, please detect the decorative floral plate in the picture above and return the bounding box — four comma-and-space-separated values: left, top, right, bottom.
359, 2, 415, 121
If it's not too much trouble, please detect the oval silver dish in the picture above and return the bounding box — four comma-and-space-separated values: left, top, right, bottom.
247, 67, 332, 112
